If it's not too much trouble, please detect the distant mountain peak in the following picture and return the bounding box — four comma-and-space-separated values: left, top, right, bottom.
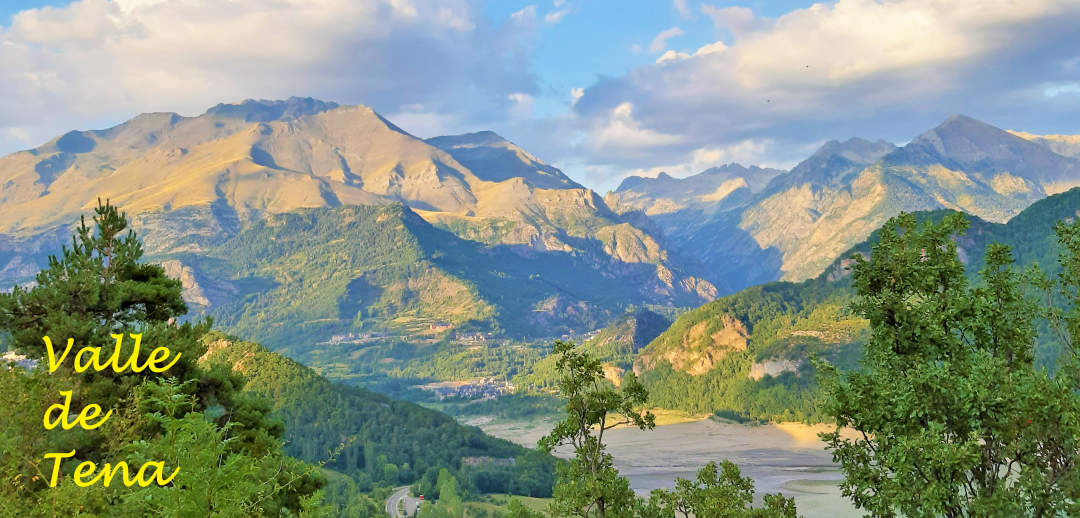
425, 131, 582, 189
426, 130, 506, 149
203, 96, 340, 122
764, 136, 896, 194
1009, 130, 1080, 158
884, 114, 1080, 191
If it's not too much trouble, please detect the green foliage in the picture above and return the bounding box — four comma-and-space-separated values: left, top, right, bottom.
178, 204, 698, 361
643, 461, 797, 518
516, 341, 796, 518
635, 188, 1080, 423
819, 212, 1080, 517
534, 340, 655, 518
314, 338, 549, 391
320, 472, 386, 518
0, 201, 322, 516
120, 379, 328, 517
635, 278, 862, 422
199, 333, 557, 499
437, 394, 564, 421
416, 469, 465, 518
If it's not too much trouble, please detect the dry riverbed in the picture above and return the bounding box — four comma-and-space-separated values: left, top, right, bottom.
468, 415, 862, 518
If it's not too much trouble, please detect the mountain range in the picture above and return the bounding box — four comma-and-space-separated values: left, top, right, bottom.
0, 97, 716, 345
632, 186, 1080, 421
609, 115, 1080, 292
2, 98, 1079, 373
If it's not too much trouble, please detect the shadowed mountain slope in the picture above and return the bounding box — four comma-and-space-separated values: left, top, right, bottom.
609, 115, 1080, 293
633, 187, 1080, 421
0, 98, 719, 340
425, 131, 583, 190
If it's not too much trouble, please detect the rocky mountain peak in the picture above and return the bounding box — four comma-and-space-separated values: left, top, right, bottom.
884, 114, 1080, 192
764, 137, 896, 194
425, 131, 582, 190
203, 96, 340, 122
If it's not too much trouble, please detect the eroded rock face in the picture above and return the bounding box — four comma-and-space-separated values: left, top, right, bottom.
160, 259, 210, 307
636, 314, 749, 376
748, 359, 802, 380
603, 364, 625, 387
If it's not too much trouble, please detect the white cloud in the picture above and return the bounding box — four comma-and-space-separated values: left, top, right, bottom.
511, 5, 538, 22
508, 93, 535, 118
567, 0, 1080, 183
623, 140, 776, 179
545, 1, 571, 24
648, 27, 684, 53
571, 87, 584, 102
657, 41, 727, 63
546, 9, 570, 23
588, 102, 685, 157
693, 41, 727, 56
700, 5, 767, 37
673, 0, 691, 17
656, 50, 689, 63
0, 0, 540, 154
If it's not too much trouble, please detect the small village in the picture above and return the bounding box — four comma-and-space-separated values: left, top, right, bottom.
417, 377, 516, 400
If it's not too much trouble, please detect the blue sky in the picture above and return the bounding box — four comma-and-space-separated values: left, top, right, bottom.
2, 0, 1079, 190
480, 0, 815, 118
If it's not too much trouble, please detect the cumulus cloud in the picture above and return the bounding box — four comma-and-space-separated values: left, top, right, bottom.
700, 5, 768, 38
4, 0, 1080, 195
648, 27, 684, 53
566, 0, 1080, 187
0, 0, 539, 151
588, 102, 686, 157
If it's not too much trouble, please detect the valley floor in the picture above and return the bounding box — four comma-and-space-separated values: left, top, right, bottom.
468, 415, 862, 518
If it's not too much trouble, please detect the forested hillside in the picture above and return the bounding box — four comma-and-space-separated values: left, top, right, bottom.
171, 203, 705, 356
0, 202, 556, 517
199, 333, 556, 498
633, 187, 1080, 421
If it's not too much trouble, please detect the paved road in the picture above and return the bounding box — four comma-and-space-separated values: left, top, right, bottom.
385, 486, 421, 518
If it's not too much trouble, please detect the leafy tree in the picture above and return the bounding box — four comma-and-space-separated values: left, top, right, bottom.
0, 200, 323, 516
120, 379, 329, 518
416, 469, 464, 518
536, 340, 654, 518
199, 333, 557, 498
514, 341, 799, 518
643, 461, 797, 518
819, 212, 1080, 517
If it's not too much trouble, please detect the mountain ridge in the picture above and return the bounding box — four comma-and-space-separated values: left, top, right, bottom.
0, 98, 719, 328
608, 114, 1080, 292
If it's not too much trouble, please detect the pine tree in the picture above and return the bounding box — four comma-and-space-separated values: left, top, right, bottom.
0, 200, 325, 516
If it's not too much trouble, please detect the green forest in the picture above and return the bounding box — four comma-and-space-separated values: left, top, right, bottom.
178, 204, 698, 354
0, 202, 555, 517
195, 188, 1080, 431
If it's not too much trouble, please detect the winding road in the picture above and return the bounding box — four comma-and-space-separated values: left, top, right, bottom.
385, 486, 421, 518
